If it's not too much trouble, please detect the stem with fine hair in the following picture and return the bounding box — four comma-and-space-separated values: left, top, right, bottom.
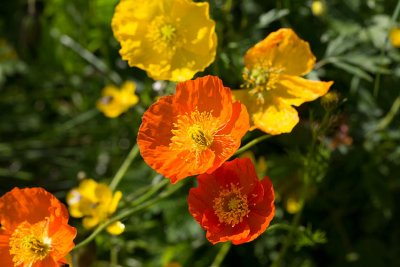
235, 134, 271, 156
211, 242, 232, 267
73, 179, 182, 251
109, 144, 140, 191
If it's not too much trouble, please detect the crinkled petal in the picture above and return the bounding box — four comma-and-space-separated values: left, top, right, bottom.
274, 75, 333, 106
245, 28, 315, 76
174, 75, 232, 120
252, 97, 300, 135
0, 188, 64, 230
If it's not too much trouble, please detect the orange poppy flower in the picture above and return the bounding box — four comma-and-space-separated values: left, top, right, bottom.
188, 158, 275, 244
0, 187, 77, 267
137, 75, 249, 183
234, 28, 333, 135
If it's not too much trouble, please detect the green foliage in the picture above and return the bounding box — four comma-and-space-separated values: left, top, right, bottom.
1, 0, 400, 266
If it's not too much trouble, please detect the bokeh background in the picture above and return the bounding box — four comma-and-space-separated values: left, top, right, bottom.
1, 0, 400, 266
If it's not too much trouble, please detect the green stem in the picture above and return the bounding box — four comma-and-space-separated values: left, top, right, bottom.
271, 111, 328, 267
73, 180, 183, 251
211, 242, 232, 267
109, 144, 140, 191
234, 134, 271, 156
271, 175, 310, 267
130, 177, 168, 207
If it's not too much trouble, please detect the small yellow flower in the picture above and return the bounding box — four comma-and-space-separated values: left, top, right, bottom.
389, 27, 400, 48
111, 0, 217, 82
67, 179, 125, 235
234, 28, 333, 135
97, 81, 139, 118
286, 197, 301, 214
311, 0, 326, 16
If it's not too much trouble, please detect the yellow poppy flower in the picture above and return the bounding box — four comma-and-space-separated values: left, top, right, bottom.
111, 0, 217, 82
67, 179, 125, 235
96, 81, 139, 118
233, 28, 333, 135
285, 197, 301, 214
311, 0, 326, 16
389, 27, 400, 48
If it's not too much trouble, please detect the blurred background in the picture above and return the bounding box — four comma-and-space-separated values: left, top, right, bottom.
1, 0, 400, 266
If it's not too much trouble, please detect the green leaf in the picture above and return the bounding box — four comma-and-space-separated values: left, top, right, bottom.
331, 60, 373, 81
257, 9, 290, 28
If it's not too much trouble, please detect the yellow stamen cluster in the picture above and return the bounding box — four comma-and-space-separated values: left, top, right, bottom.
9, 222, 52, 266
147, 16, 179, 53
213, 183, 249, 226
242, 65, 284, 104
188, 124, 213, 149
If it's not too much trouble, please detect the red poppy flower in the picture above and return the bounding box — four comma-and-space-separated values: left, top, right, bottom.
137, 75, 249, 183
188, 158, 275, 244
0, 187, 77, 267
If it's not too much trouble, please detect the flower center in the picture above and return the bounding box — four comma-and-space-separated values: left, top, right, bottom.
147, 16, 179, 53
160, 24, 176, 42
188, 124, 213, 149
9, 221, 52, 266
213, 184, 249, 226
170, 109, 219, 163
99, 95, 114, 105
242, 65, 284, 104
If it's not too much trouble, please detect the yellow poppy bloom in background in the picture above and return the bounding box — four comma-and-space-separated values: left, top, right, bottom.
111, 0, 217, 82
389, 27, 400, 48
97, 81, 139, 118
234, 28, 333, 135
67, 179, 125, 235
311, 0, 326, 17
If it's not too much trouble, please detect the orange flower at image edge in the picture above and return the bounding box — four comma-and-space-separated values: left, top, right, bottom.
188, 158, 275, 244
137, 75, 249, 183
234, 28, 333, 135
0, 187, 77, 267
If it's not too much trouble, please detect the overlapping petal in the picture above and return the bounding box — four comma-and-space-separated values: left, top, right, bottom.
96, 81, 139, 118
137, 75, 249, 183
237, 28, 333, 135
66, 179, 124, 235
112, 0, 217, 81
188, 158, 275, 244
0, 187, 76, 267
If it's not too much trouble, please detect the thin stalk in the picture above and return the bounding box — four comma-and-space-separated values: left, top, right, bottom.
73, 180, 184, 251
271, 110, 331, 267
109, 144, 140, 191
271, 172, 310, 267
211, 242, 232, 267
234, 134, 271, 155
129, 177, 168, 207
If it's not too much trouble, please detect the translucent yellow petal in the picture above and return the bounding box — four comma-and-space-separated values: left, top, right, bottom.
111, 0, 216, 82
252, 97, 299, 135
102, 86, 120, 98
95, 183, 113, 203
106, 221, 125, 235
389, 27, 400, 47
274, 75, 333, 106
245, 28, 316, 76
68, 204, 84, 218
83, 216, 100, 229
121, 81, 136, 93
108, 191, 122, 214
77, 179, 98, 202
232, 89, 258, 130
